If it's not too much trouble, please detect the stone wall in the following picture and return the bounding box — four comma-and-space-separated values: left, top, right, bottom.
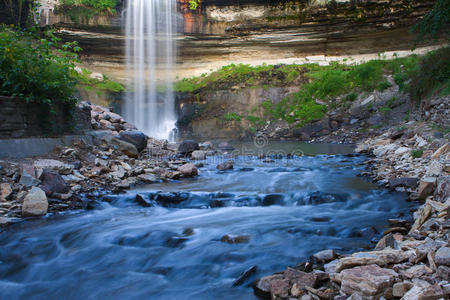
0, 96, 91, 139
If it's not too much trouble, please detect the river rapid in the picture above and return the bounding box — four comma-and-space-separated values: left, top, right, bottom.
0, 142, 412, 299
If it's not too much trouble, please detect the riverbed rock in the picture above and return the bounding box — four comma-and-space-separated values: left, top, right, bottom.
39, 169, 69, 196
177, 163, 198, 177
335, 249, 408, 272
118, 130, 148, 152
388, 177, 419, 189
417, 177, 437, 200
33, 159, 74, 175
435, 247, 450, 266
0, 183, 12, 201
392, 281, 413, 297
220, 234, 250, 244
111, 138, 139, 158
340, 264, 397, 299
191, 150, 206, 160
431, 143, 449, 160
402, 283, 445, 300
216, 160, 234, 170
137, 174, 158, 183
19, 171, 40, 187
22, 187, 48, 217
313, 249, 336, 263
178, 140, 199, 155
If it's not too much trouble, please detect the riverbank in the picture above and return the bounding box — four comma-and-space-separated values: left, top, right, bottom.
253, 121, 449, 299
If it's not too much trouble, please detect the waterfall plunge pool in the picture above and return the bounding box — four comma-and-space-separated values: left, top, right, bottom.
0, 142, 412, 299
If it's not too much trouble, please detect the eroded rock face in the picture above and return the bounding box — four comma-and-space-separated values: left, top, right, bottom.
22, 187, 48, 217
340, 264, 397, 299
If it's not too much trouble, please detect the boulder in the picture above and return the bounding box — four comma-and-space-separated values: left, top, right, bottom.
191, 150, 206, 160
111, 138, 139, 158
178, 140, 199, 155
313, 249, 336, 263
39, 169, 69, 196
177, 163, 198, 177
220, 234, 250, 244
340, 264, 397, 299
0, 183, 12, 201
417, 177, 437, 200
22, 187, 48, 217
137, 174, 158, 183
216, 160, 234, 171
402, 284, 444, 300
118, 130, 148, 152
435, 247, 450, 266
254, 274, 288, 299
19, 171, 40, 188
388, 177, 419, 189
335, 249, 408, 272
34, 159, 73, 175
217, 141, 235, 151
392, 281, 413, 297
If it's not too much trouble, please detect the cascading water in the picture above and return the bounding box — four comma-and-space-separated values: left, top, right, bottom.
124, 0, 177, 141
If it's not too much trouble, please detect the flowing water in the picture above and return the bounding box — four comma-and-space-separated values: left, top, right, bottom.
123, 0, 177, 140
0, 143, 412, 300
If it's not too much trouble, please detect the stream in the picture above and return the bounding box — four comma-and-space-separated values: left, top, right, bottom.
0, 143, 412, 300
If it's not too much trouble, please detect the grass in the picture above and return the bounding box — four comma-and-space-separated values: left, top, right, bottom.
74, 68, 125, 93
176, 47, 450, 130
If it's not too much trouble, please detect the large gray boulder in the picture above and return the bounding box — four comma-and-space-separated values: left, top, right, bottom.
39, 169, 69, 196
177, 163, 198, 177
22, 187, 48, 217
118, 130, 148, 152
178, 140, 199, 155
111, 138, 139, 158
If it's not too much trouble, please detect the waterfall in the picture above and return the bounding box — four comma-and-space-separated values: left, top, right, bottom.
124, 0, 177, 141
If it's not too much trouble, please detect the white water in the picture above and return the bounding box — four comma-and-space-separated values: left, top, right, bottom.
124, 0, 177, 140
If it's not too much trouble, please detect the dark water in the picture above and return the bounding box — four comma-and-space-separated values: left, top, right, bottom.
0, 143, 411, 300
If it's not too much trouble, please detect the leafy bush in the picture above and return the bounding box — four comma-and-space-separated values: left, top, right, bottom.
0, 27, 80, 110
60, 0, 117, 12
223, 112, 241, 121
411, 149, 424, 159
409, 47, 450, 101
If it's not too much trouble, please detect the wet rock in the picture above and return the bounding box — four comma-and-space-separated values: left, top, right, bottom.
388, 177, 419, 189
220, 234, 250, 244
254, 274, 288, 299
216, 160, 234, 170
111, 138, 139, 158
313, 249, 336, 263
191, 150, 206, 160
392, 281, 413, 297
262, 194, 284, 206
335, 249, 408, 272
177, 163, 198, 177
218, 142, 234, 151
375, 233, 396, 250
435, 247, 450, 266
340, 264, 397, 299
178, 140, 199, 155
39, 169, 69, 196
232, 265, 257, 287
118, 130, 148, 152
19, 171, 40, 188
22, 187, 48, 217
137, 174, 158, 183
417, 177, 437, 200
0, 183, 12, 201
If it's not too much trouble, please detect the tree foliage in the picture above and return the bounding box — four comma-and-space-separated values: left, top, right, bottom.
412, 0, 450, 40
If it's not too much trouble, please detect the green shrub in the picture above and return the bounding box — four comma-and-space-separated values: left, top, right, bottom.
409, 47, 450, 102
223, 112, 241, 121
60, 0, 117, 12
411, 149, 424, 159
0, 27, 80, 110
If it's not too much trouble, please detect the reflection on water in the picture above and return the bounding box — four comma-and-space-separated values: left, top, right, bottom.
0, 143, 411, 300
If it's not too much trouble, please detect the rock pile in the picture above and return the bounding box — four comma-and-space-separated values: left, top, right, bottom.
0, 104, 202, 225
254, 120, 449, 299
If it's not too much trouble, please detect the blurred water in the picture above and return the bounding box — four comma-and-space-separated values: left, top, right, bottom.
0, 143, 411, 300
